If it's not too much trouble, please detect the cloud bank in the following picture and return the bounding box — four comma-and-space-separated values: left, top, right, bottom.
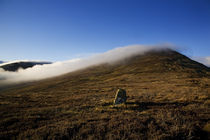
0, 60, 51, 67
0, 44, 179, 86
192, 56, 210, 67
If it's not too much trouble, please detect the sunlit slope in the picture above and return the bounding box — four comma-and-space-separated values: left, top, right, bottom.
9, 49, 209, 92
0, 49, 209, 139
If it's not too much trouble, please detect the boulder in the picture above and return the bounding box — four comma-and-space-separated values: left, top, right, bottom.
114, 88, 127, 105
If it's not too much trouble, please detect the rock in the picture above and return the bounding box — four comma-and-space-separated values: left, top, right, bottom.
114, 88, 127, 105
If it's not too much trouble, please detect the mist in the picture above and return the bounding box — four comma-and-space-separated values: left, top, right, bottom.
192, 56, 210, 67
0, 45, 176, 86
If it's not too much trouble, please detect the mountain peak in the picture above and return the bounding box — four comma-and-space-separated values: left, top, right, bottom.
109, 49, 209, 76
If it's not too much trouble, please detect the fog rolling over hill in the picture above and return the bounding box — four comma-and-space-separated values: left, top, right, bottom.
0, 46, 209, 139
0, 44, 209, 88
0, 45, 176, 86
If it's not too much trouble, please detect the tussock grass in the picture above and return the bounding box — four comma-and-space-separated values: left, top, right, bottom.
0, 50, 209, 139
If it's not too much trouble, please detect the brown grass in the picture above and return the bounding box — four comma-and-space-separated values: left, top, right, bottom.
0, 50, 209, 139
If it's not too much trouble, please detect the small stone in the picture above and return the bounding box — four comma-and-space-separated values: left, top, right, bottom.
114, 88, 127, 105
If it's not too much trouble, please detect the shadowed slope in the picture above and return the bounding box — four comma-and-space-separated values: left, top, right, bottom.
0, 49, 209, 139
0, 61, 51, 72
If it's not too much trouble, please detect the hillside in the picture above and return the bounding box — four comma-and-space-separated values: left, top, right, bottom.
0, 61, 51, 72
0, 49, 209, 139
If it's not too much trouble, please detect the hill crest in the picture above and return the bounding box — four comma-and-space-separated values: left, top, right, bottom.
0, 48, 209, 139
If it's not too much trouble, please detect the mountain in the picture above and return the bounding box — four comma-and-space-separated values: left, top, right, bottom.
0, 61, 4, 64
0, 61, 51, 72
0, 49, 209, 139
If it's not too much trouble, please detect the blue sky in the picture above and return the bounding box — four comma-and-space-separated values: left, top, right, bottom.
0, 0, 210, 61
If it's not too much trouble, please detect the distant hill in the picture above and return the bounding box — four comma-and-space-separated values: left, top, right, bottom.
0, 61, 4, 64
0, 61, 51, 72
0, 49, 209, 139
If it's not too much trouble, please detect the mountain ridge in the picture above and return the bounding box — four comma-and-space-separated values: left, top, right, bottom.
0, 49, 209, 139
1, 49, 209, 92
0, 61, 52, 72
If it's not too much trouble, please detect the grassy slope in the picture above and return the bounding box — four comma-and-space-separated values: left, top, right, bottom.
0, 50, 210, 139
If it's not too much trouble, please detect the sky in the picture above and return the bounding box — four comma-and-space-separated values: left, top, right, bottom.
0, 0, 210, 62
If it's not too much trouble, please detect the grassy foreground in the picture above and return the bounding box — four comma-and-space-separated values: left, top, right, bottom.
0, 50, 209, 139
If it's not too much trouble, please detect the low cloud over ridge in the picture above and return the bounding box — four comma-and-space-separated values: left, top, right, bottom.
0, 44, 180, 86
192, 56, 210, 67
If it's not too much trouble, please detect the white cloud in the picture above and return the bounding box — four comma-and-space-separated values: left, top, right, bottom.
0, 60, 50, 66
0, 44, 175, 86
192, 56, 210, 67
